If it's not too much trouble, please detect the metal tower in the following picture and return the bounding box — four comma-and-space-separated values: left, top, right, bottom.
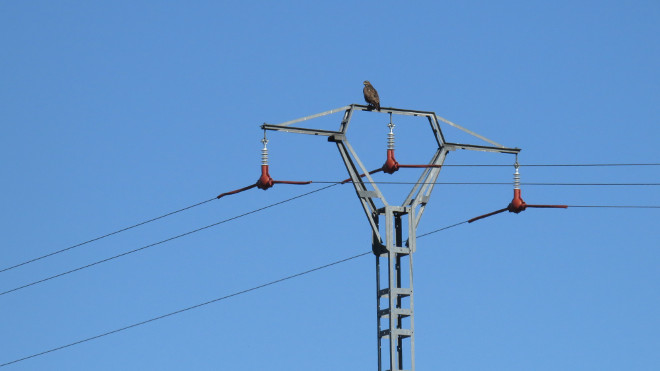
263, 104, 519, 371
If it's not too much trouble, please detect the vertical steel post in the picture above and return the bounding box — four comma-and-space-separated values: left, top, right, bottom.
377, 206, 415, 371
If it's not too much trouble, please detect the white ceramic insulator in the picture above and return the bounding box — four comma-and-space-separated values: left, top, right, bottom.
513, 167, 521, 190
387, 122, 395, 150
261, 139, 269, 165
387, 132, 395, 150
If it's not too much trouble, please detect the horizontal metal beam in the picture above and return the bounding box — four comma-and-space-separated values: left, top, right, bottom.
267, 105, 519, 156
444, 142, 520, 154
378, 288, 412, 298
351, 104, 436, 118
261, 124, 343, 137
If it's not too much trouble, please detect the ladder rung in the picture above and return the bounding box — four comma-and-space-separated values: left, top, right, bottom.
376, 249, 410, 256
379, 288, 412, 298
379, 328, 413, 339
376, 206, 408, 214
378, 308, 412, 318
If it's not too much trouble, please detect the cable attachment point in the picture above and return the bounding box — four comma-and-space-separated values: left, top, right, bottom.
340, 114, 442, 182
467, 154, 567, 223
215, 131, 312, 199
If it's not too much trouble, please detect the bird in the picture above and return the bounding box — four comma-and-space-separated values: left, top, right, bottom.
363, 80, 380, 110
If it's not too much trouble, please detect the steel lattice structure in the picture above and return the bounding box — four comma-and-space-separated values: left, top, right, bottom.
263, 104, 519, 371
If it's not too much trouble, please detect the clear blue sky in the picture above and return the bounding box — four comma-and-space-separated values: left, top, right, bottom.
1, 1, 659, 369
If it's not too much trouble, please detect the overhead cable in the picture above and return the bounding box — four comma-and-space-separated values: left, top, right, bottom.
438, 163, 660, 167
315, 181, 660, 186
416, 220, 469, 238
0, 184, 339, 298
565, 205, 660, 208
0, 216, 476, 367
4, 162, 657, 274
1, 201, 653, 367
0, 197, 217, 274
0, 251, 370, 368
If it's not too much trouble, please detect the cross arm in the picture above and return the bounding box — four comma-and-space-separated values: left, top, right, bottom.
261, 124, 343, 137
444, 142, 520, 154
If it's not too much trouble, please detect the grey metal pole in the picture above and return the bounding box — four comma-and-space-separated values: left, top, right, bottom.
375, 206, 416, 370
376, 255, 382, 371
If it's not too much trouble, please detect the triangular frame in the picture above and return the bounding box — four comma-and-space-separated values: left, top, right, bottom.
262, 104, 520, 244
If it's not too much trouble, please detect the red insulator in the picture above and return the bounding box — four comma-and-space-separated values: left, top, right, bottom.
256, 164, 275, 190
382, 149, 400, 174
507, 188, 527, 213
468, 188, 567, 223
217, 164, 311, 199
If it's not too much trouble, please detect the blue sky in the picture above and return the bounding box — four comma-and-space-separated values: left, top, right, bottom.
1, 1, 659, 369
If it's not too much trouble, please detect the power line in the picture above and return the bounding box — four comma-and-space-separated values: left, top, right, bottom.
566, 205, 660, 208
316, 181, 660, 186
0, 184, 339, 298
2, 200, 654, 366
413, 205, 660, 238
417, 220, 469, 238
4, 162, 657, 274
0, 250, 371, 368
3, 175, 657, 298
0, 197, 217, 274
436, 163, 660, 167
1, 217, 473, 367
3, 182, 656, 298
415, 206, 659, 236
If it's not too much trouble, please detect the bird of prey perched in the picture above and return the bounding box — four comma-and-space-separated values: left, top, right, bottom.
363, 80, 380, 110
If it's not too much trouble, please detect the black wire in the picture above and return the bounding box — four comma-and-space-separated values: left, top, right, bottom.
0, 250, 370, 368
3, 163, 657, 365
0, 198, 217, 274
566, 205, 660, 208
5, 203, 655, 366
315, 181, 660, 186
4, 162, 656, 274
515, 183, 660, 186
0, 184, 339, 298
439, 163, 660, 167
417, 220, 469, 238
0, 218, 473, 367
3, 178, 656, 298
413, 206, 659, 239
413, 206, 659, 238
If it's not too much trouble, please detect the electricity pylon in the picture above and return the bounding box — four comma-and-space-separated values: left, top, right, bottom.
263, 104, 519, 371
